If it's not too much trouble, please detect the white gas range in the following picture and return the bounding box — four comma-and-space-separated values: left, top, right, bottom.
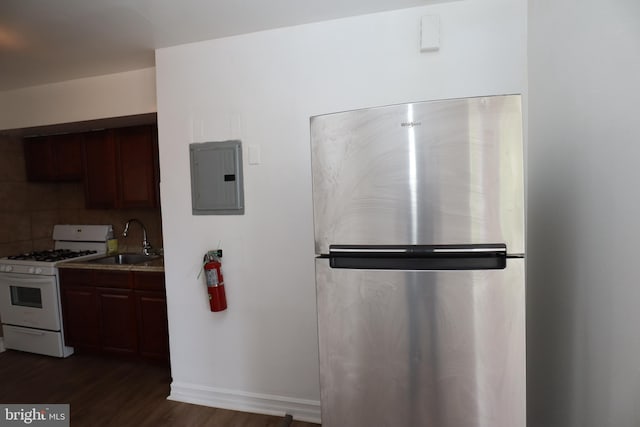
0, 224, 112, 357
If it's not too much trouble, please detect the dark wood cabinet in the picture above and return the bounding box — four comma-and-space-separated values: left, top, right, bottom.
117, 125, 159, 208
98, 288, 137, 355
24, 136, 55, 181
93, 270, 137, 355
134, 272, 169, 360
54, 134, 84, 180
24, 133, 83, 182
60, 286, 100, 349
82, 125, 159, 209
59, 269, 100, 350
136, 292, 169, 359
23, 124, 159, 208
59, 268, 168, 361
82, 130, 117, 208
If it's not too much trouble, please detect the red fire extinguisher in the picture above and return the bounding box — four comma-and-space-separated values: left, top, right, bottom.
203, 251, 227, 312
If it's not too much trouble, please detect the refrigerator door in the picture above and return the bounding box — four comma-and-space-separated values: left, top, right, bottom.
311, 95, 524, 255
315, 258, 525, 427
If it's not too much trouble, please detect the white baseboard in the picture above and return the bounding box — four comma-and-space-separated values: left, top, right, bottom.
168, 381, 321, 424
0, 337, 5, 352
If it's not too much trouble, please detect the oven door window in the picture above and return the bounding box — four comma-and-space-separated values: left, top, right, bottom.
10, 285, 43, 308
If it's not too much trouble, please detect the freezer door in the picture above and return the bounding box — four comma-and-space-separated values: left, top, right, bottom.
311, 95, 524, 255
315, 258, 525, 427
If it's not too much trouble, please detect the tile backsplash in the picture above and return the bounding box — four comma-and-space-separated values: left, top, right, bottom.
0, 134, 163, 257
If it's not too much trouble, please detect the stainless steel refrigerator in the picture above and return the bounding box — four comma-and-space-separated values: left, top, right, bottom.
310, 95, 525, 427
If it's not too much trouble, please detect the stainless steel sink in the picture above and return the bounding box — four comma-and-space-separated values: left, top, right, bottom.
90, 253, 160, 265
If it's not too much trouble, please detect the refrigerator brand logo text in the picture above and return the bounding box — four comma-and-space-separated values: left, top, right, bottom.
401, 121, 422, 127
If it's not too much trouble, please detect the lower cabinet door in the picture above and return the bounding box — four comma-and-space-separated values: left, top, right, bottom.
60, 286, 100, 350
60, 269, 168, 360
136, 291, 169, 360
97, 288, 137, 355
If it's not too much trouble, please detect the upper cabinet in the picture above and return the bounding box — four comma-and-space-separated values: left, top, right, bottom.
24, 133, 83, 182
116, 125, 160, 208
83, 129, 117, 208
22, 124, 159, 209
83, 125, 159, 209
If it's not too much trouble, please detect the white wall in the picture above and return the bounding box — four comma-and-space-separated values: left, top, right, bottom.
0, 67, 156, 131
155, 0, 526, 421
528, 1, 640, 426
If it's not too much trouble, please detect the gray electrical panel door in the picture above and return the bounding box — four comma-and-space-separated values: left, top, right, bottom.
190, 140, 244, 215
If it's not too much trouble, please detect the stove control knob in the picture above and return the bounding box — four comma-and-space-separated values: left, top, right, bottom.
35, 268, 43, 274
28, 267, 35, 274
5, 266, 12, 272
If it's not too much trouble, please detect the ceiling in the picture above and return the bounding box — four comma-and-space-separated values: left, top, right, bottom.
0, 0, 435, 92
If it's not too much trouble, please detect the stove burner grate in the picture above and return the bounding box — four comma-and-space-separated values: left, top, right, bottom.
7, 249, 98, 262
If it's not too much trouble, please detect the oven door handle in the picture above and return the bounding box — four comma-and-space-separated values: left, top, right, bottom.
11, 328, 45, 336
0, 272, 56, 286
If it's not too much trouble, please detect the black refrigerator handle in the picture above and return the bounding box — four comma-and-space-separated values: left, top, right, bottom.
326, 244, 508, 270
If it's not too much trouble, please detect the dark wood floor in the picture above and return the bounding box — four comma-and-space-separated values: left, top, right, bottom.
0, 350, 319, 427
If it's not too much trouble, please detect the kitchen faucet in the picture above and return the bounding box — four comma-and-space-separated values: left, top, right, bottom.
123, 218, 153, 256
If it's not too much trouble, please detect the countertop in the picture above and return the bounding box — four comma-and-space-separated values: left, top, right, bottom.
57, 255, 165, 273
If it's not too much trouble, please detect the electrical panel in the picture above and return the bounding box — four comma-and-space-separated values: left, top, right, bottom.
189, 140, 244, 215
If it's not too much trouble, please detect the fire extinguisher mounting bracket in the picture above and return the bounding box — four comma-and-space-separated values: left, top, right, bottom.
202, 250, 222, 262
